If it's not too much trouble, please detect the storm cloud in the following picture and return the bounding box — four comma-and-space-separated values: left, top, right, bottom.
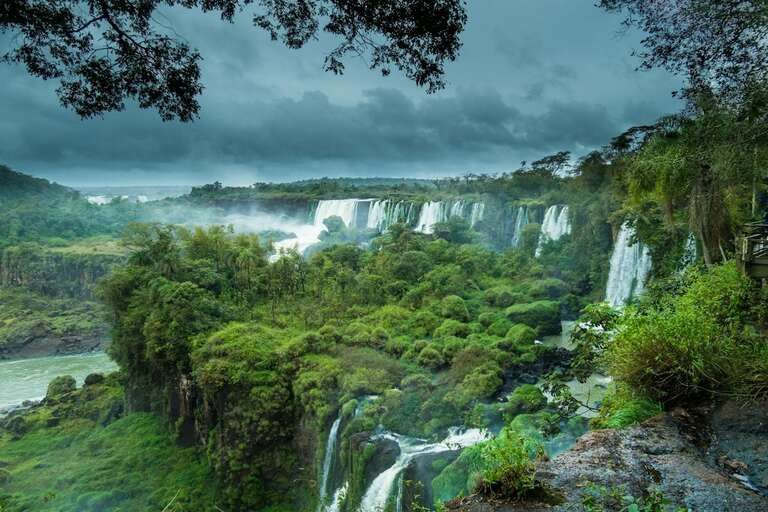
0, 0, 681, 185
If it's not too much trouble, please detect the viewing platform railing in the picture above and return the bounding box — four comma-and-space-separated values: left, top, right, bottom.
737, 221, 768, 279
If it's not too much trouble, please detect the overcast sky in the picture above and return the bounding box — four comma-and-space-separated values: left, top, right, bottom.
0, 0, 681, 186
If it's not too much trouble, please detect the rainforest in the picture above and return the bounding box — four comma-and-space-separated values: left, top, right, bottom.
1, 1, 768, 512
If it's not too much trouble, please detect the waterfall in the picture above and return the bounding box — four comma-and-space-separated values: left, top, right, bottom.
510, 206, 529, 248
535, 205, 571, 256
314, 199, 367, 228
415, 201, 444, 234
359, 428, 489, 512
469, 203, 485, 226
605, 223, 652, 308
415, 200, 485, 234
317, 414, 343, 512
678, 233, 698, 271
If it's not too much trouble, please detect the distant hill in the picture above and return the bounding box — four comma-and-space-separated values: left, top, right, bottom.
0, 165, 77, 200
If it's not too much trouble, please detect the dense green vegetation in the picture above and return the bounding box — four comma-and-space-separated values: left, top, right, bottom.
0, 374, 217, 512
0, 288, 105, 351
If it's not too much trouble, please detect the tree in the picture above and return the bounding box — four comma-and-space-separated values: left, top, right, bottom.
599, 0, 768, 102
1, 0, 467, 121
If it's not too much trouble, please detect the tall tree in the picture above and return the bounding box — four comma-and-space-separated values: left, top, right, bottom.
1, 0, 467, 121
599, 0, 768, 102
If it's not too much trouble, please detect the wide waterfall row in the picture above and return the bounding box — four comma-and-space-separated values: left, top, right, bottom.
312, 198, 485, 233
535, 205, 571, 256
605, 223, 652, 308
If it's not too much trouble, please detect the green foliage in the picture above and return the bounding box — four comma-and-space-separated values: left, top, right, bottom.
505, 300, 561, 336
441, 295, 470, 322
591, 386, 663, 430
45, 375, 76, 398
476, 428, 543, 500
505, 323, 536, 345
607, 263, 766, 403
504, 384, 547, 418
0, 287, 105, 349
0, 376, 217, 512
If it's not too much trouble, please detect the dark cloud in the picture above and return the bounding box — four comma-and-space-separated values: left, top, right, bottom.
0, 0, 682, 185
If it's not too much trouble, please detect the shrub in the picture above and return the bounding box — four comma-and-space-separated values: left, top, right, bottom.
505, 384, 547, 418
505, 324, 536, 345
607, 263, 765, 404
434, 319, 471, 339
478, 312, 502, 328
417, 345, 445, 369
441, 295, 470, 322
591, 386, 662, 429
476, 428, 543, 500
526, 278, 568, 300
487, 318, 513, 337
405, 310, 441, 338
46, 375, 77, 398
505, 301, 560, 336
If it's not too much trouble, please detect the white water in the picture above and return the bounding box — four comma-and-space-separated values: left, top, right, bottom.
415, 200, 485, 234
605, 223, 652, 308
314, 199, 367, 228
510, 206, 529, 248
415, 201, 444, 234
317, 414, 343, 512
535, 205, 571, 256
0, 352, 117, 412
678, 233, 698, 271
359, 428, 489, 512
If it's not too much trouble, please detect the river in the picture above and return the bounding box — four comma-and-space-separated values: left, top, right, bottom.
0, 352, 117, 411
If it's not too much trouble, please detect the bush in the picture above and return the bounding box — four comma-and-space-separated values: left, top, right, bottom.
591, 386, 662, 429
416, 345, 445, 369
478, 312, 502, 328
505, 324, 536, 345
526, 278, 568, 300
486, 318, 513, 337
441, 295, 470, 322
607, 263, 765, 404
434, 319, 471, 339
505, 301, 560, 336
476, 428, 543, 500
46, 375, 76, 398
505, 384, 547, 418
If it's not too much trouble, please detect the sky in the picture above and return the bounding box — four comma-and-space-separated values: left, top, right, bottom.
0, 0, 681, 187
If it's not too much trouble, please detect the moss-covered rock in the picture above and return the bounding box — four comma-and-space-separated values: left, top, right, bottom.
505, 300, 561, 336
46, 375, 76, 399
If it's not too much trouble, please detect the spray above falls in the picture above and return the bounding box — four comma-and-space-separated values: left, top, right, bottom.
605, 223, 652, 308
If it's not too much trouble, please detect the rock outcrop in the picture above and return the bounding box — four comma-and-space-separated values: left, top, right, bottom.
447, 403, 768, 512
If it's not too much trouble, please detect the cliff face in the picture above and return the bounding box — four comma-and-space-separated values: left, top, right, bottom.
0, 245, 123, 300
447, 402, 768, 512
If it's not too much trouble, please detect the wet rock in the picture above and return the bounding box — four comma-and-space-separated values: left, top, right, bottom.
84, 373, 105, 386
446, 411, 767, 512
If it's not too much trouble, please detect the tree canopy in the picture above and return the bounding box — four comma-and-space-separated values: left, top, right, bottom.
600, 0, 768, 102
1, 0, 467, 121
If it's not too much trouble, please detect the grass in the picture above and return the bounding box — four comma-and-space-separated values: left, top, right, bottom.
0, 382, 218, 512
47, 235, 127, 257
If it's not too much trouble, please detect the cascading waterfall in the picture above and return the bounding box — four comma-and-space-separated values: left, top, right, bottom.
359, 428, 489, 512
535, 205, 571, 257
469, 203, 485, 227
415, 200, 485, 234
314, 199, 367, 228
605, 223, 652, 308
316, 414, 343, 512
678, 233, 698, 271
366, 200, 419, 232
510, 206, 529, 248
415, 201, 444, 234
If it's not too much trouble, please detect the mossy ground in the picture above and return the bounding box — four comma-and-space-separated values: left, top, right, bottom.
0, 380, 218, 512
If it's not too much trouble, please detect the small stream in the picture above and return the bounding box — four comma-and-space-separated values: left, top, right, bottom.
0, 352, 117, 412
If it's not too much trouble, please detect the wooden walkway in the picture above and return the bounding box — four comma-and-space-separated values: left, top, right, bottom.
737, 222, 768, 279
